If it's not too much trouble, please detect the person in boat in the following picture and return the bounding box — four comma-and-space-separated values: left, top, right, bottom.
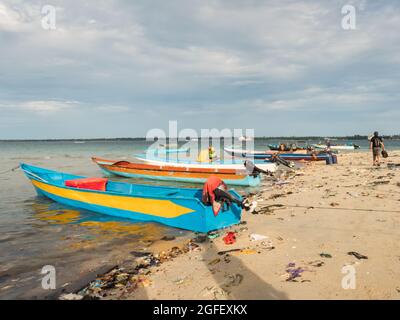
370, 131, 385, 166
208, 146, 217, 161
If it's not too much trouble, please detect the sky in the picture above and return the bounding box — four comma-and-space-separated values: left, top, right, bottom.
0, 0, 399, 139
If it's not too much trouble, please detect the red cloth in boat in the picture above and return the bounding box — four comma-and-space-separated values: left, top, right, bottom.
202, 176, 227, 216
65, 178, 108, 191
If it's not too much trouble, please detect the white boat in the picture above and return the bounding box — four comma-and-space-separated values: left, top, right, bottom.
134, 154, 277, 172
238, 136, 253, 142
312, 144, 357, 151
224, 146, 265, 156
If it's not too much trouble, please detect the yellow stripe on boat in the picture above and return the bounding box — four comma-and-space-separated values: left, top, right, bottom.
32, 180, 194, 218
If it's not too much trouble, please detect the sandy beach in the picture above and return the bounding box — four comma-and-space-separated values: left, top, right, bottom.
72, 151, 400, 300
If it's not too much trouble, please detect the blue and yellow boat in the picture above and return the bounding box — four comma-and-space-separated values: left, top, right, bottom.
20, 163, 242, 233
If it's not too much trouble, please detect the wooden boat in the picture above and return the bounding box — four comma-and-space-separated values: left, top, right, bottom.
92, 157, 261, 187
134, 154, 277, 172
224, 147, 329, 161
20, 163, 242, 233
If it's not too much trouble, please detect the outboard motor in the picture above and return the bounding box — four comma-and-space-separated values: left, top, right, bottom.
243, 160, 273, 177
270, 154, 295, 168
202, 176, 252, 216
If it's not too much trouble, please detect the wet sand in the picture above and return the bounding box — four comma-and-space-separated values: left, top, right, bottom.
81, 151, 400, 300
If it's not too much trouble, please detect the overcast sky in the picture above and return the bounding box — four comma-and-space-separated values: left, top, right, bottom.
0, 0, 399, 139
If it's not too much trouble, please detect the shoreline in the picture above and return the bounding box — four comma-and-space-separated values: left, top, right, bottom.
60, 150, 400, 300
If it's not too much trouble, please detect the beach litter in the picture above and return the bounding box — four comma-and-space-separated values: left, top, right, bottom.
73, 239, 200, 299
202, 286, 229, 300
257, 204, 286, 214
320, 253, 332, 258
208, 258, 221, 266
193, 234, 208, 243
348, 251, 368, 260
308, 260, 325, 267
249, 233, 268, 241
207, 231, 221, 239
161, 235, 176, 241
260, 241, 275, 250
173, 276, 189, 285
218, 248, 241, 256
130, 251, 152, 258
232, 249, 258, 255
222, 232, 236, 245
59, 293, 84, 300
285, 263, 305, 282
223, 274, 243, 288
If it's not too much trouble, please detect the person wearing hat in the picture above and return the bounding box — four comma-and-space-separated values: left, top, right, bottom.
370, 131, 385, 166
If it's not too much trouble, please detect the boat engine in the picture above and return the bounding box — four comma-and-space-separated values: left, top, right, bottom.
243, 160, 273, 177
202, 176, 252, 216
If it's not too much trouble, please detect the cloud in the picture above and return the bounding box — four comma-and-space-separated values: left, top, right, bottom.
0, 0, 399, 138
0, 100, 80, 113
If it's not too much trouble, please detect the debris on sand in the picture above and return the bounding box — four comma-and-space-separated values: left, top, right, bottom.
347, 251, 368, 260
207, 231, 221, 239
208, 258, 221, 266
201, 286, 229, 300
222, 232, 236, 245
223, 274, 243, 288
370, 180, 391, 186
255, 204, 285, 214
73, 240, 200, 300
161, 235, 176, 241
193, 234, 208, 243
59, 293, 84, 300
308, 260, 325, 267
320, 253, 332, 258
249, 233, 268, 242
285, 263, 305, 282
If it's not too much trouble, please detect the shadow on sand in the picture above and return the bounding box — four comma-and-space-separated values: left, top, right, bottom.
200, 239, 287, 300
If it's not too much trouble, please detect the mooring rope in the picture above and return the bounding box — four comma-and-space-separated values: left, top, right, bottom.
270, 204, 400, 214
0, 165, 20, 175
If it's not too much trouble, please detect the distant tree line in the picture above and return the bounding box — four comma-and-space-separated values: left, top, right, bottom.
1, 134, 400, 142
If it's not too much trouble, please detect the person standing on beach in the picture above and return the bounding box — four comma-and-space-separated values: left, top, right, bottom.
370, 131, 385, 166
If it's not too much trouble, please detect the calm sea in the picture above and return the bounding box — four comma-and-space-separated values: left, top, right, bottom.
0, 138, 399, 299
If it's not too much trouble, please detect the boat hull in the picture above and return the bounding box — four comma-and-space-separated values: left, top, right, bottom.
92, 157, 261, 187
313, 144, 355, 150
21, 164, 242, 233
224, 147, 328, 161
135, 155, 277, 172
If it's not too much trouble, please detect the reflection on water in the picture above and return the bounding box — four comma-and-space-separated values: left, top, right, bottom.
28, 199, 182, 249
35, 208, 81, 224
0, 194, 187, 299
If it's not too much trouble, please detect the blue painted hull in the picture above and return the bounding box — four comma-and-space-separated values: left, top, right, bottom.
21, 163, 242, 233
